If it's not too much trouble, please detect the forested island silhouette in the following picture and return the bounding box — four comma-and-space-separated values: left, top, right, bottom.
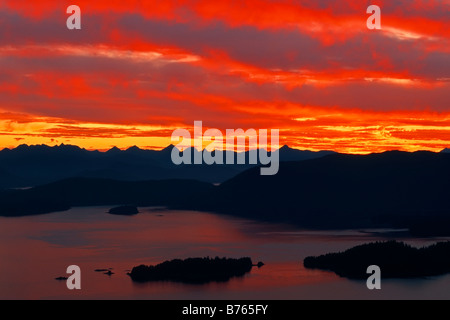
304, 241, 450, 279
128, 257, 258, 284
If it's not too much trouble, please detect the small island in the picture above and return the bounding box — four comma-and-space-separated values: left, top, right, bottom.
108, 205, 139, 216
95, 268, 114, 275
304, 241, 450, 279
128, 257, 254, 284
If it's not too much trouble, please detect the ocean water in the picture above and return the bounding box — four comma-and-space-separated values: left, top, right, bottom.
0, 207, 449, 300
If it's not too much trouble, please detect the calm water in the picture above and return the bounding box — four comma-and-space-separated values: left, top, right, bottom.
1, 207, 450, 300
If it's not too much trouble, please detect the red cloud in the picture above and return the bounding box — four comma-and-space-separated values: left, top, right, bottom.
0, 0, 448, 153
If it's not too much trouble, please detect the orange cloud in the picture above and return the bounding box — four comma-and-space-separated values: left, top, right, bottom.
0, 1, 448, 153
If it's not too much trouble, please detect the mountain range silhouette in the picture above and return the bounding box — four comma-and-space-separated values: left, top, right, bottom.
0, 144, 333, 189
1, 144, 449, 235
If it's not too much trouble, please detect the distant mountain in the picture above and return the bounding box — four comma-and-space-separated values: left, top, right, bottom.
0, 167, 26, 189
441, 148, 450, 154
0, 144, 334, 188
277, 145, 334, 161
188, 150, 450, 229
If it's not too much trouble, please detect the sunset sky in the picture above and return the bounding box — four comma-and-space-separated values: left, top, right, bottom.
0, 0, 449, 153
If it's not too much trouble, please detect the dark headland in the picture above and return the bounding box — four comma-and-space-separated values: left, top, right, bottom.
128, 257, 258, 284
304, 241, 450, 279
108, 205, 139, 215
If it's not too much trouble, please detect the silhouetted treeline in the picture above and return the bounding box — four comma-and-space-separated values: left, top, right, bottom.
128, 257, 253, 284
304, 241, 450, 279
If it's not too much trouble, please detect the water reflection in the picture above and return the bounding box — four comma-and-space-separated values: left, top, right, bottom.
0, 207, 449, 300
